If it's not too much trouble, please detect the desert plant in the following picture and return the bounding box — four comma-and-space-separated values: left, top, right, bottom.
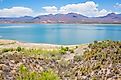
40, 69, 60, 80
16, 47, 23, 52
17, 64, 60, 80
74, 55, 82, 61
1, 48, 14, 53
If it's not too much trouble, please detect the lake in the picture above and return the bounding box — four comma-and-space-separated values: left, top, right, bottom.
0, 24, 121, 45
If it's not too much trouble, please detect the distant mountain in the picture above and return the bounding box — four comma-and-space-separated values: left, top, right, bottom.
98, 13, 121, 23
0, 16, 33, 23
100, 13, 121, 19
0, 13, 121, 24
33, 13, 88, 23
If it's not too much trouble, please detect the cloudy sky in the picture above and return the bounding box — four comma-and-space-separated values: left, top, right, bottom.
0, 0, 121, 17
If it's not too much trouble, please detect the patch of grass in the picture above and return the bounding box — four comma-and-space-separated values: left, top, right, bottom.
21, 48, 60, 57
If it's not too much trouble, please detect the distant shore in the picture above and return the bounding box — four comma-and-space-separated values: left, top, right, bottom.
1, 23, 121, 25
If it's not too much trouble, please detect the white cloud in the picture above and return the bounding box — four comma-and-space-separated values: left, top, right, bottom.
0, 7, 33, 17
42, 6, 58, 14
42, 1, 111, 17
0, 1, 114, 17
114, 3, 121, 8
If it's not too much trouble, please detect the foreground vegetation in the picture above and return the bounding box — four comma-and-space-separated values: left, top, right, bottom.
0, 40, 121, 80
17, 64, 60, 80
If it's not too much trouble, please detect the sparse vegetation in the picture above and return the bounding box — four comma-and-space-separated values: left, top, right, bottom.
1, 40, 121, 80
40, 69, 60, 80
1, 48, 14, 53
17, 64, 60, 80
59, 46, 68, 54
74, 55, 82, 61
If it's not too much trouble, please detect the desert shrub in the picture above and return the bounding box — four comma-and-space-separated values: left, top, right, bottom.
92, 62, 101, 70
58, 60, 70, 68
61, 47, 69, 51
80, 66, 92, 75
17, 64, 40, 80
74, 55, 82, 61
91, 77, 97, 80
59, 46, 70, 54
94, 40, 98, 44
59, 49, 66, 54
69, 49, 74, 53
16, 47, 23, 52
1, 48, 14, 53
0, 43, 4, 45
40, 69, 60, 80
17, 64, 60, 80
59, 47, 66, 54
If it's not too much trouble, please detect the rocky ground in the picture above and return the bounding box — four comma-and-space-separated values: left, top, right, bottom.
0, 40, 121, 80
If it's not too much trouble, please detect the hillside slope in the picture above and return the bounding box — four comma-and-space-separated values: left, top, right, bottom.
0, 40, 121, 80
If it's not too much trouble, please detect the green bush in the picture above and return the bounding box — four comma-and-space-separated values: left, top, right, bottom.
40, 69, 60, 80
17, 64, 60, 80
17, 64, 41, 80
59, 46, 69, 54
1, 48, 14, 53
74, 55, 82, 61
16, 47, 23, 52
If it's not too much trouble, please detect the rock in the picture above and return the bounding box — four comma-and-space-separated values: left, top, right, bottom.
0, 64, 4, 70
10, 70, 16, 75
0, 70, 3, 76
16, 62, 23, 67
2, 65, 10, 72
10, 60, 15, 64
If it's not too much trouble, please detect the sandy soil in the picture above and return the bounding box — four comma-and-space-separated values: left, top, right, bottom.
0, 39, 79, 50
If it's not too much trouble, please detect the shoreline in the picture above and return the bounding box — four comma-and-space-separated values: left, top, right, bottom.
0, 23, 121, 25
0, 39, 81, 50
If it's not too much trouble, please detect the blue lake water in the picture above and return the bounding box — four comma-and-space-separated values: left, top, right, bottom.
0, 24, 121, 45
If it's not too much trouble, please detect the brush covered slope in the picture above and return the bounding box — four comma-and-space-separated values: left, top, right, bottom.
0, 40, 121, 80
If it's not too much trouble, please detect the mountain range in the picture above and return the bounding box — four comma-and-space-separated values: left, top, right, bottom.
0, 13, 121, 24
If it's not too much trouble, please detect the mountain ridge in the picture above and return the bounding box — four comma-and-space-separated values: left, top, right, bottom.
0, 13, 121, 24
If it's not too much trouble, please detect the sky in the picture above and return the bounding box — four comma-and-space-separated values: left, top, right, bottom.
0, 0, 121, 17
